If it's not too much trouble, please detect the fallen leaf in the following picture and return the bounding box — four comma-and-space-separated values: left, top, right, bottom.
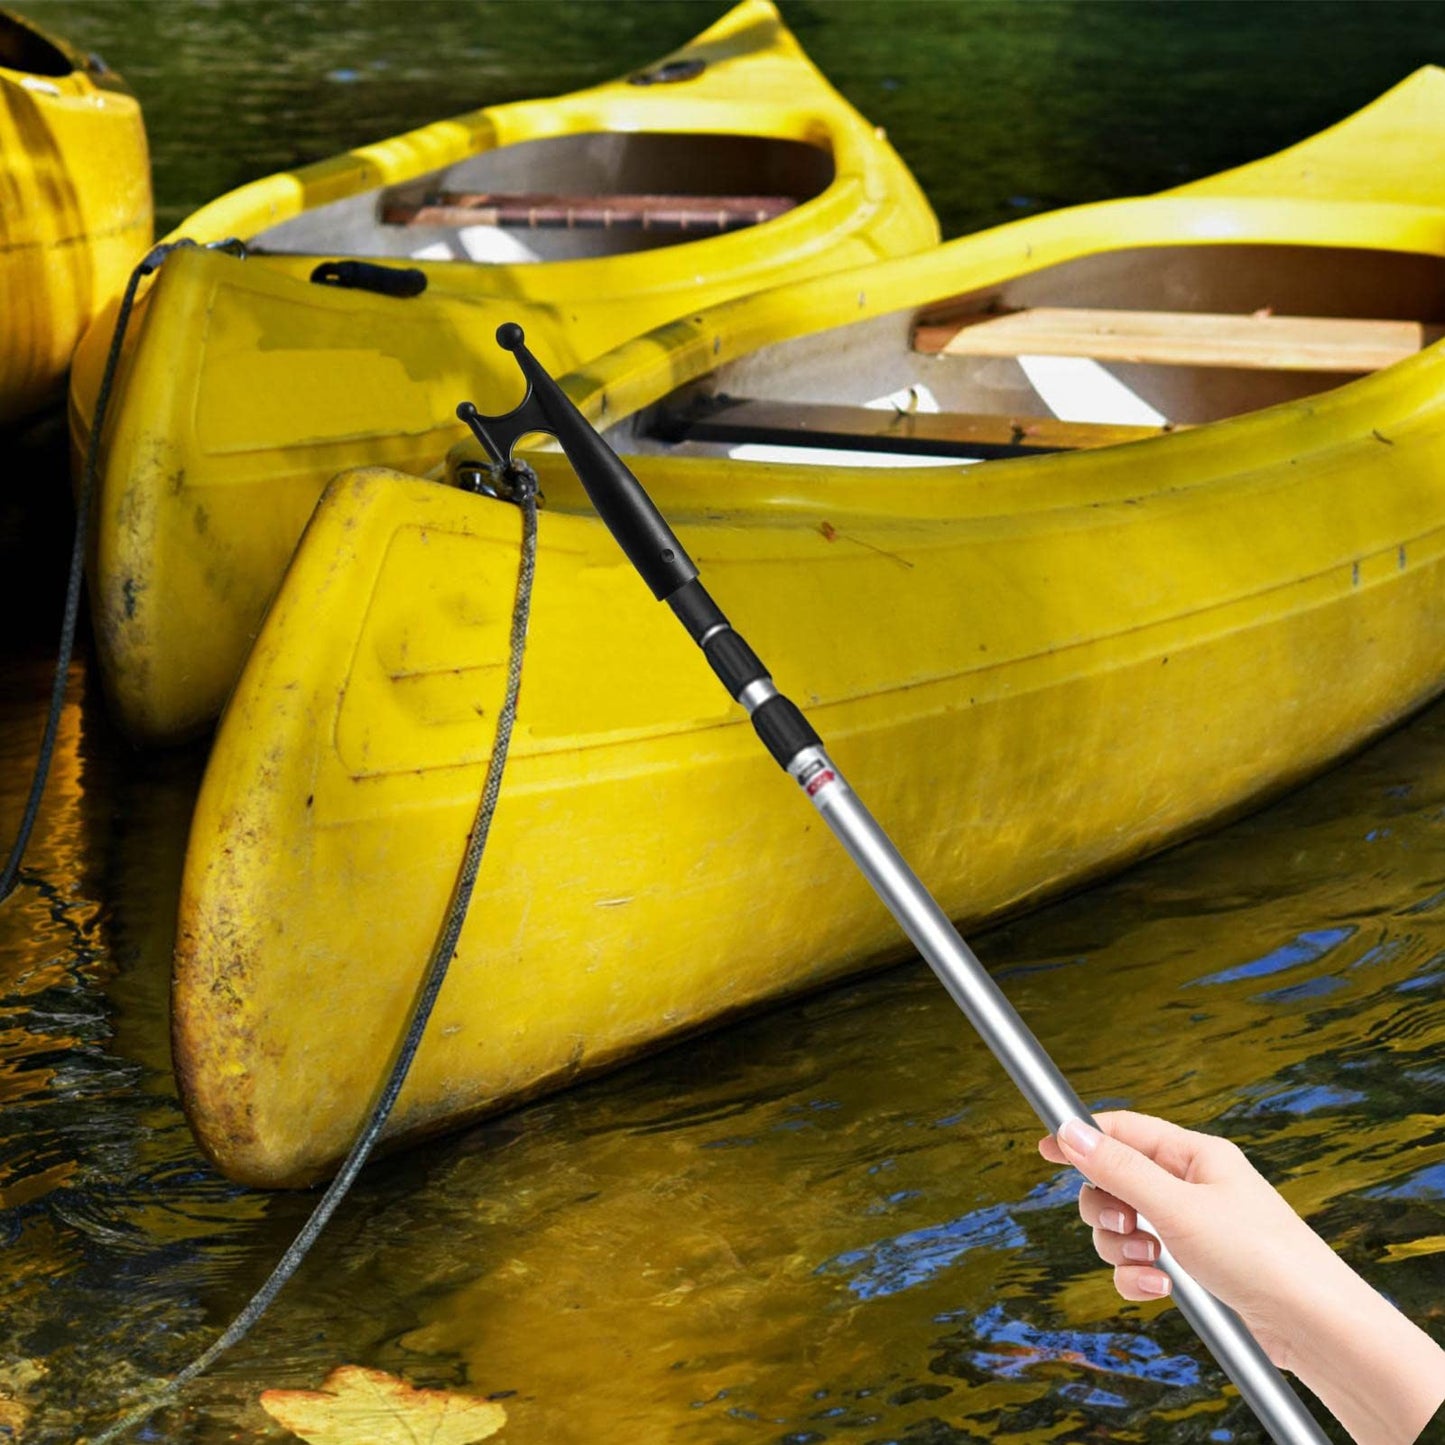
0, 1357, 46, 1438
260, 1365, 506, 1445
0, 1397, 27, 1437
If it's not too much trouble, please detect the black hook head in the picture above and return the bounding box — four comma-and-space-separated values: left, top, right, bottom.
456, 319, 697, 599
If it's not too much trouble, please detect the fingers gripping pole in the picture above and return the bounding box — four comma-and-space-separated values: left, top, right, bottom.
457, 326, 1332, 1445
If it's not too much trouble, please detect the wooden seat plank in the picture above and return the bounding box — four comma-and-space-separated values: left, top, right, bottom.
382, 191, 796, 231
912, 307, 1444, 372
657, 396, 1174, 460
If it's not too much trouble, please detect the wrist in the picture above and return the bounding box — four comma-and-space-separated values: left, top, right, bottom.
1282, 1252, 1445, 1445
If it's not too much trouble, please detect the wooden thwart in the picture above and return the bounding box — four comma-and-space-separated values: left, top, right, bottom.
913, 307, 1445, 372
383, 191, 797, 232
660, 396, 1173, 459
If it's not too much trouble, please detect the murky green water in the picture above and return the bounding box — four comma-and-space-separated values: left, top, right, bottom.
4, 2, 1445, 1442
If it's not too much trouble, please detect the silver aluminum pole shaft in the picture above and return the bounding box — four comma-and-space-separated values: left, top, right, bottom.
787, 745, 1330, 1445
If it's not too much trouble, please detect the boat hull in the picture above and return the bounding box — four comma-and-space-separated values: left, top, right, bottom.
178, 328, 1445, 1185
174, 66, 1445, 1187
0, 10, 150, 425
68, 0, 937, 744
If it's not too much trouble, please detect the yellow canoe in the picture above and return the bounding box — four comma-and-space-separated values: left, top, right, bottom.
0, 8, 150, 426
66, 0, 937, 746
178, 68, 1445, 1187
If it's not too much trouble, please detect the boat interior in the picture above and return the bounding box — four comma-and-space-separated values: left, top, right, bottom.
250, 132, 835, 264
619, 243, 1445, 467
0, 12, 72, 77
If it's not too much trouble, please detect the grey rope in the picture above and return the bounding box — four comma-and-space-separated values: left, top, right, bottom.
82, 464, 540, 1445
0, 237, 244, 904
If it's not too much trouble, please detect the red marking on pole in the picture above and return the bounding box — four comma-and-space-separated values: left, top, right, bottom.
805, 769, 836, 797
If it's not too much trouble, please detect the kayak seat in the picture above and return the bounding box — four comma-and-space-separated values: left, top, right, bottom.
912, 306, 1445, 372
382, 191, 798, 233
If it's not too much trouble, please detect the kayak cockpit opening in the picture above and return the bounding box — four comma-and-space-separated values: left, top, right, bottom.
249, 132, 833, 264
0, 13, 73, 77
624, 242, 1445, 468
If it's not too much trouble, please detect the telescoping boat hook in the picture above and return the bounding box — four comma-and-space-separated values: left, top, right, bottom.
457, 322, 1332, 1445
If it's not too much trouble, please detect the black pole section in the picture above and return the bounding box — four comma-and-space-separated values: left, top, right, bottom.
459, 323, 694, 600
456, 327, 821, 770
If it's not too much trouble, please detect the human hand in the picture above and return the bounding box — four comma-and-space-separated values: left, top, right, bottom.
1036, 1110, 1348, 1372
1037, 1110, 1445, 1445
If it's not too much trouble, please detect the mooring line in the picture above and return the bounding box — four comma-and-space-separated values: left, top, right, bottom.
0, 238, 243, 906
83, 465, 539, 1445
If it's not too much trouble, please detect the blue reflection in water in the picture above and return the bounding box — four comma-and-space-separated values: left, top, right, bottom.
1187, 927, 1354, 987
939, 1303, 1201, 1389
825, 1203, 1026, 1300
1240, 1083, 1366, 1116
1060, 1381, 1129, 1409
1256, 975, 1348, 1004
1397, 966, 1445, 993
1351, 938, 1413, 971
821, 1166, 1202, 1393
1402, 887, 1445, 915
820, 1172, 1080, 1300
1365, 1161, 1445, 1200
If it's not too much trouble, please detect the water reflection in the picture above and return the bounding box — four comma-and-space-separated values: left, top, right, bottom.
20, 0, 1445, 239
0, 640, 1433, 1442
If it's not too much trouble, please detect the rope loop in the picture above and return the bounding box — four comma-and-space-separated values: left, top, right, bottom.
495, 457, 540, 502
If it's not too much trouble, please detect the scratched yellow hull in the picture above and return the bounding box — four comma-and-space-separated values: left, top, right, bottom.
66, 0, 937, 745
0, 9, 150, 425
177, 68, 1445, 1187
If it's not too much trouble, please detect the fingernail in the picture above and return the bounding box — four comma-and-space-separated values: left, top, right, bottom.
1059, 1118, 1101, 1155
1122, 1239, 1156, 1262
1100, 1208, 1126, 1233
1139, 1271, 1171, 1296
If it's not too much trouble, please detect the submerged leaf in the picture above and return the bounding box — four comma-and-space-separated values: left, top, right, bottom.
0, 1357, 46, 1438
260, 1365, 506, 1445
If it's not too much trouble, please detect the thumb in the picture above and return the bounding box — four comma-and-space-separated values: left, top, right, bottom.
1056, 1117, 1190, 1230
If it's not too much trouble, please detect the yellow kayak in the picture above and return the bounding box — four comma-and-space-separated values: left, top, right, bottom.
67, 0, 938, 746
178, 68, 1445, 1186
0, 8, 150, 425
